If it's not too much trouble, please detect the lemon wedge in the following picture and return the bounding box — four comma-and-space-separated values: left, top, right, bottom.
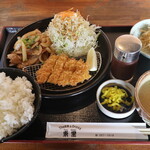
86, 47, 97, 71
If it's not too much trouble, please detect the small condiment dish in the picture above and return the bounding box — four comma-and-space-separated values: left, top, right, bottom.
130, 19, 150, 59
96, 79, 135, 119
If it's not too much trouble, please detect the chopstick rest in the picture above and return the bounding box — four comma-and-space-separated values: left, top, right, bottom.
46, 122, 148, 140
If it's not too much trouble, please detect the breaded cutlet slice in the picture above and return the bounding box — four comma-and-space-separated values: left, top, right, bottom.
36, 55, 58, 84
47, 54, 68, 84
57, 58, 77, 86
69, 59, 91, 86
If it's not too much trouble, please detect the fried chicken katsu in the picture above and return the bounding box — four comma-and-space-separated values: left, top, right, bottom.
36, 54, 91, 86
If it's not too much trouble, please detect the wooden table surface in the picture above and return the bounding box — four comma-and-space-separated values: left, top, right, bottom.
0, 0, 150, 149
1, 0, 150, 32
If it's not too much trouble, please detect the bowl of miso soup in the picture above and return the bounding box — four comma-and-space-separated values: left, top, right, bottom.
135, 70, 150, 125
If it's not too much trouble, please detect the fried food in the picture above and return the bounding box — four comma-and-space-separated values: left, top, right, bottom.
47, 54, 68, 84
57, 58, 77, 86
36, 54, 91, 86
69, 59, 91, 86
36, 55, 58, 84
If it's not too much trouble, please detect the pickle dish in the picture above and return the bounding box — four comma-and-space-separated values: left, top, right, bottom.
96, 79, 135, 119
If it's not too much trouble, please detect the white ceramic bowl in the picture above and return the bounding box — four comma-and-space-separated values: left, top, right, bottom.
130, 19, 150, 59
96, 79, 135, 119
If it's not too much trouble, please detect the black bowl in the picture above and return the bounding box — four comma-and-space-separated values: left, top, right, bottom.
2, 17, 112, 100
0, 68, 41, 142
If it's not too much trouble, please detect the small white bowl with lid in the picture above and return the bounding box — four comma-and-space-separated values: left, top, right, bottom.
96, 79, 135, 119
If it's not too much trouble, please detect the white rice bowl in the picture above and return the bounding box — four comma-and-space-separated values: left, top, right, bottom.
0, 72, 35, 140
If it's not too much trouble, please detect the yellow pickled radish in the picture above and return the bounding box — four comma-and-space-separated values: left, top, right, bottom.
86, 47, 97, 71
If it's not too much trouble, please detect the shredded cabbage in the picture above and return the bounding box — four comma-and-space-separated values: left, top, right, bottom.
47, 10, 100, 57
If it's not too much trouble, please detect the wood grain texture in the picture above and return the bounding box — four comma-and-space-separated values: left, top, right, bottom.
0, 143, 150, 150
0, 0, 150, 149
0, 0, 150, 34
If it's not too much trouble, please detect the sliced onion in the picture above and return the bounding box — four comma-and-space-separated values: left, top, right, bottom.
21, 41, 27, 61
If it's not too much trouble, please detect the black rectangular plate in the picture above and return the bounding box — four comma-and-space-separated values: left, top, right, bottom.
0, 26, 150, 141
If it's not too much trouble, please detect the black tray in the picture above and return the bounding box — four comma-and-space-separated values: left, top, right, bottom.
0, 26, 150, 142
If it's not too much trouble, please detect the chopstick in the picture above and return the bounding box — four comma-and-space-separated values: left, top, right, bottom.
139, 129, 150, 135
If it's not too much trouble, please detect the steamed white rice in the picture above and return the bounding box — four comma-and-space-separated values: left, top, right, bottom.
0, 72, 35, 140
